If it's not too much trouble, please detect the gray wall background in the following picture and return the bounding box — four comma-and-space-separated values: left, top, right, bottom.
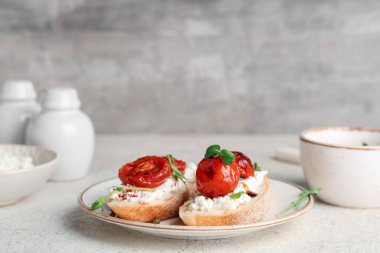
1, 0, 380, 134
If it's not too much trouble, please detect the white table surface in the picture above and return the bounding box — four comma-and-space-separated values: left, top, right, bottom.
1, 135, 379, 253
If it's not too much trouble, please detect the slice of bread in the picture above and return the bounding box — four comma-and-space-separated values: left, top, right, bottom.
107, 187, 188, 222
179, 176, 272, 226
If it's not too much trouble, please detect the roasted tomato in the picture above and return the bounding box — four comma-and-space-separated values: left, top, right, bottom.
118, 155, 186, 188
232, 151, 254, 178
119, 156, 171, 188
196, 157, 239, 198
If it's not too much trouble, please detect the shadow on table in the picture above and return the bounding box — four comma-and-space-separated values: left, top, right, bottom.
62, 206, 294, 250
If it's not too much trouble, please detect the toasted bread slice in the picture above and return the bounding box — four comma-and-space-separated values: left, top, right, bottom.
179, 176, 272, 226
107, 187, 188, 222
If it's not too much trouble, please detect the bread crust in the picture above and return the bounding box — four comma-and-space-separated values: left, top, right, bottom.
108, 189, 188, 222
179, 176, 272, 226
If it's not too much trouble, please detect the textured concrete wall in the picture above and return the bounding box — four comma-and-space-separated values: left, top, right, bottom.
1, 0, 380, 133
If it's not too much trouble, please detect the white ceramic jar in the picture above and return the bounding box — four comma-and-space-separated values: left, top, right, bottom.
26, 87, 95, 181
0, 80, 41, 144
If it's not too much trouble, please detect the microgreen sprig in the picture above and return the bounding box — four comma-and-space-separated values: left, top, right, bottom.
204, 145, 235, 165
114, 186, 124, 191
254, 162, 261, 172
91, 186, 124, 210
91, 196, 109, 210
229, 191, 245, 200
276, 188, 320, 218
166, 154, 187, 185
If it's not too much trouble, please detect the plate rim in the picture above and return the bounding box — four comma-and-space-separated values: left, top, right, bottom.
78, 177, 314, 231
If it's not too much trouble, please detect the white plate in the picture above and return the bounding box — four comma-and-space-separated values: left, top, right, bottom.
78, 178, 314, 240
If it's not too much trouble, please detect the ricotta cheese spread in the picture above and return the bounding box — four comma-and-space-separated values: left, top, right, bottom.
186, 170, 268, 213
109, 162, 197, 204
0, 151, 34, 172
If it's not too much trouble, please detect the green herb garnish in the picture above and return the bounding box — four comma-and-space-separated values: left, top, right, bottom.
166, 154, 187, 185
229, 191, 245, 200
204, 144, 235, 165
91, 186, 124, 210
91, 195, 109, 210
114, 186, 124, 192
362, 142, 368, 146
254, 162, 261, 172
276, 188, 320, 218
205, 145, 221, 158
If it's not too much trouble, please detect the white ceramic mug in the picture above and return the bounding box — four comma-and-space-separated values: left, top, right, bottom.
300, 127, 380, 208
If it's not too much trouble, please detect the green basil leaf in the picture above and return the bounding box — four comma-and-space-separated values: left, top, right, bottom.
220, 155, 233, 165
221, 149, 235, 159
220, 149, 235, 165
205, 145, 221, 158
229, 191, 245, 200
91, 196, 108, 210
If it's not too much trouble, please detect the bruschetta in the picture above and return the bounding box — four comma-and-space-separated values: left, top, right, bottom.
179, 145, 272, 226
91, 155, 196, 222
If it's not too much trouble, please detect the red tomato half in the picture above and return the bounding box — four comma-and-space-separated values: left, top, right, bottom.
119, 156, 171, 188
196, 157, 239, 198
232, 151, 254, 178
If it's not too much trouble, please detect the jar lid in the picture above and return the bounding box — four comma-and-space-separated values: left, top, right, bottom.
0, 80, 37, 101
42, 87, 81, 110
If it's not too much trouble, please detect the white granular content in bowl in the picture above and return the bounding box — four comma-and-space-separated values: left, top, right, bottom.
0, 150, 34, 172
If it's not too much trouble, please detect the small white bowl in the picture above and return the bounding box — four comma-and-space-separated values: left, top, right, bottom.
0, 144, 58, 206
300, 127, 380, 208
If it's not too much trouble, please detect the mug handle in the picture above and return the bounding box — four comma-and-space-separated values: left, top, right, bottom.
275, 147, 300, 165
